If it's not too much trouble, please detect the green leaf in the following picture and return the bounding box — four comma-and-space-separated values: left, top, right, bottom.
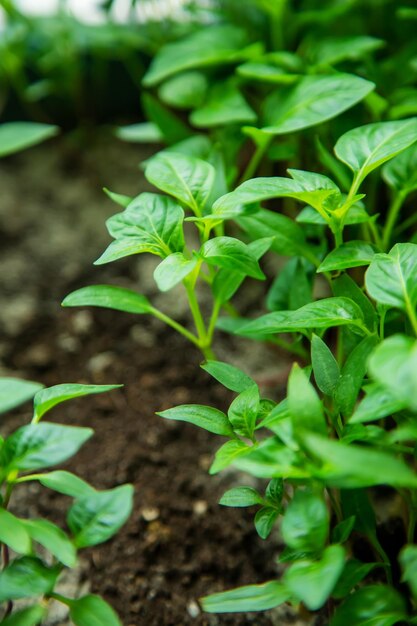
330, 585, 406, 626
282, 489, 329, 554
349, 384, 406, 424
284, 545, 345, 610
308, 36, 384, 66
288, 364, 327, 436
1, 423, 93, 472
145, 153, 215, 215
37, 470, 96, 498
212, 237, 272, 303
238, 209, 310, 258
0, 378, 44, 416
255, 507, 279, 539
153, 253, 197, 292
335, 118, 417, 185
209, 440, 251, 475
158, 71, 208, 109
267, 258, 312, 312
318, 241, 378, 273
334, 335, 378, 417
0, 122, 58, 158
228, 385, 259, 439
103, 188, 132, 208
297, 202, 370, 225
201, 581, 290, 613
33, 384, 121, 423
214, 170, 341, 216
157, 405, 234, 437
340, 489, 376, 535
311, 335, 340, 396
62, 285, 153, 315
382, 143, 417, 195
266, 478, 284, 505
233, 437, 308, 479
201, 361, 255, 393
201, 237, 265, 280
400, 545, 417, 599
190, 81, 256, 128
332, 273, 377, 331
68, 484, 133, 548
69, 594, 121, 626
24, 519, 76, 568
368, 334, 417, 412
365, 243, 417, 311
219, 486, 264, 507
240, 297, 365, 336
332, 560, 377, 599
262, 74, 374, 135
115, 122, 163, 144
0, 606, 46, 626
0, 509, 32, 555
0, 557, 59, 602
97, 192, 185, 262
305, 433, 417, 488
142, 25, 255, 86
141, 92, 192, 145
332, 517, 356, 544
237, 58, 300, 84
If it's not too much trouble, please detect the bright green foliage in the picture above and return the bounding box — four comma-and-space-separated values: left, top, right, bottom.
0, 123, 58, 157
0, 381, 131, 623
60, 1, 417, 622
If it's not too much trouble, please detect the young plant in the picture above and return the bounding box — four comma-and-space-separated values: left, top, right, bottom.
0, 378, 133, 626
157, 117, 417, 622
63, 63, 377, 359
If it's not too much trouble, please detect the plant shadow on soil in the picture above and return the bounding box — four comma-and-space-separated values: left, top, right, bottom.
0, 134, 322, 626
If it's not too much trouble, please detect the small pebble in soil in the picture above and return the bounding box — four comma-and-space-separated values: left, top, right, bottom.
141, 506, 160, 522
87, 351, 115, 374
186, 600, 201, 618
193, 500, 208, 516
71, 310, 94, 335
57, 333, 80, 353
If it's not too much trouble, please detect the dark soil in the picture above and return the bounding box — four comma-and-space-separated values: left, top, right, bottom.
0, 135, 309, 626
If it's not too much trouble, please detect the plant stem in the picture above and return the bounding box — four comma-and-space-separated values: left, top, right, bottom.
408, 493, 417, 543
240, 136, 272, 184
327, 489, 343, 523
379, 307, 386, 340
184, 280, 207, 341
150, 307, 200, 348
370, 534, 393, 585
382, 191, 406, 251
405, 294, 417, 337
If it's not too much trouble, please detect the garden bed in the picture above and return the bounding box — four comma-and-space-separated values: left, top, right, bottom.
0, 136, 306, 626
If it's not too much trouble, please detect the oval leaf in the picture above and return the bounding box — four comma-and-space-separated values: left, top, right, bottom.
157, 405, 234, 437
201, 580, 289, 613
63, 285, 153, 315
68, 484, 133, 548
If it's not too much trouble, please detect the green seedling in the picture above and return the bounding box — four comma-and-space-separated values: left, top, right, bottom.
0, 379, 132, 626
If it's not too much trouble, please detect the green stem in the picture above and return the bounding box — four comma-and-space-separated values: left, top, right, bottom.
370, 534, 393, 585
184, 280, 207, 342
405, 294, 417, 337
408, 493, 417, 544
150, 307, 200, 348
240, 136, 272, 184
327, 488, 343, 523
207, 300, 222, 346
382, 191, 406, 251
379, 308, 386, 340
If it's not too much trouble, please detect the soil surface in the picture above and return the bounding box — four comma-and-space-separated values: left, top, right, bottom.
0, 134, 317, 626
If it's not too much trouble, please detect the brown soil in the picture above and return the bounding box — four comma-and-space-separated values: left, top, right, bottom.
0, 135, 312, 626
